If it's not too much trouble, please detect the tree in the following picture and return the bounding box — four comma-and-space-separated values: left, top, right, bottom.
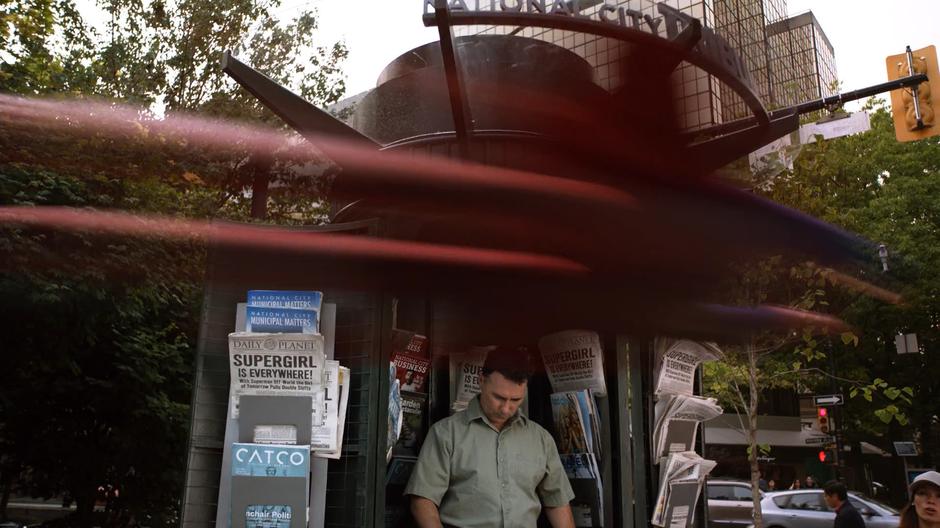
0, 0, 349, 525
766, 101, 939, 472
702, 100, 937, 523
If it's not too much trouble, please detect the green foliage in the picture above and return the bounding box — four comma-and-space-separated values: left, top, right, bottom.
759, 98, 937, 448
0, 0, 348, 525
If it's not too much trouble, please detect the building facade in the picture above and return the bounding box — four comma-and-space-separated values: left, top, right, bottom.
454, 0, 837, 132
767, 10, 838, 109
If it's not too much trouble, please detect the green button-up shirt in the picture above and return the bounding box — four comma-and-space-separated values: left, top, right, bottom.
404, 396, 574, 528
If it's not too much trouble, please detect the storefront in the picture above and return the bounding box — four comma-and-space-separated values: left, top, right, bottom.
178, 4, 894, 528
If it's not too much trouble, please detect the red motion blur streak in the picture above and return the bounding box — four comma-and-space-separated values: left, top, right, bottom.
819, 267, 903, 305
0, 207, 591, 277
0, 95, 639, 213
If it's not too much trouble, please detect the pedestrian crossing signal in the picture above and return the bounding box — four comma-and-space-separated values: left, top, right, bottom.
886, 45, 939, 142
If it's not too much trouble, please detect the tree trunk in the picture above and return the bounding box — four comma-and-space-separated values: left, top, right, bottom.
748, 343, 763, 528
249, 155, 274, 220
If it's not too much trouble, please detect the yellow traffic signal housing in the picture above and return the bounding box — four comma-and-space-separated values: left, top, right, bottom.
886, 45, 940, 142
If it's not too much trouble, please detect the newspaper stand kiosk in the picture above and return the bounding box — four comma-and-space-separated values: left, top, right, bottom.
181, 3, 888, 527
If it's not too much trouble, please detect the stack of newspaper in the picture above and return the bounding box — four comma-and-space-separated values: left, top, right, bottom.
228, 290, 350, 459
651, 451, 717, 528
649, 338, 723, 528
653, 394, 722, 462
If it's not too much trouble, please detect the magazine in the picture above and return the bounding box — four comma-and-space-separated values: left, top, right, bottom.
387, 362, 403, 462
386, 456, 418, 486
231, 443, 310, 528
551, 392, 589, 454
392, 352, 431, 394
551, 390, 601, 457
232, 443, 310, 478
394, 393, 427, 456
561, 453, 604, 527
390, 328, 429, 357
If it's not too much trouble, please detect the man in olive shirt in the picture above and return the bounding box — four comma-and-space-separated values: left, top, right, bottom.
405, 346, 576, 528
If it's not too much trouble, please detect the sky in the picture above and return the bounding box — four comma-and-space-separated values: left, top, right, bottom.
301, 0, 940, 109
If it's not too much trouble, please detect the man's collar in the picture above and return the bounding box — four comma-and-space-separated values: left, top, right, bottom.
465, 395, 528, 427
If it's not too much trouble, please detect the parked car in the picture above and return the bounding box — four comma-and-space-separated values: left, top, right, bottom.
754, 489, 899, 528
707, 479, 763, 528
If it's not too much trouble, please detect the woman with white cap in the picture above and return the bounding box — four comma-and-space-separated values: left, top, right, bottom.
900, 470, 940, 528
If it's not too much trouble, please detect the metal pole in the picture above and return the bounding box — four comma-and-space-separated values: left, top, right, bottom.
828, 341, 843, 479
906, 45, 926, 129
696, 73, 929, 138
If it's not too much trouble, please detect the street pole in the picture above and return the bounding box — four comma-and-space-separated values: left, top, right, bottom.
827, 340, 843, 479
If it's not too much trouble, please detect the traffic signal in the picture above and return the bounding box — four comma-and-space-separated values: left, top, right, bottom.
818, 447, 837, 464
886, 45, 940, 142
818, 450, 828, 463
817, 407, 830, 434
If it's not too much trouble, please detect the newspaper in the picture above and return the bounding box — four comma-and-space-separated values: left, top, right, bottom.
247, 290, 323, 310
228, 333, 326, 418
539, 330, 607, 396
651, 452, 716, 528
317, 366, 350, 460
245, 306, 318, 334
450, 346, 492, 412
247, 290, 322, 333
311, 360, 340, 452
653, 394, 723, 462
653, 338, 722, 396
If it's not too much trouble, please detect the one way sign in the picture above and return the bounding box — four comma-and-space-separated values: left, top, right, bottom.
814, 394, 844, 406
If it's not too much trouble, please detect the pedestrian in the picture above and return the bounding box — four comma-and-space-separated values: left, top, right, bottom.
806, 475, 818, 488
768, 479, 777, 491
405, 345, 576, 528
790, 479, 802, 490
899, 470, 940, 528
824, 480, 865, 528
759, 472, 769, 492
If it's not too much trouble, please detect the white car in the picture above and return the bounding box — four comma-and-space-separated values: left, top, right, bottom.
749, 489, 899, 528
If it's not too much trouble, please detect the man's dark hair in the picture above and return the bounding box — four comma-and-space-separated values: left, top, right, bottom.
824, 480, 848, 501
482, 345, 532, 383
